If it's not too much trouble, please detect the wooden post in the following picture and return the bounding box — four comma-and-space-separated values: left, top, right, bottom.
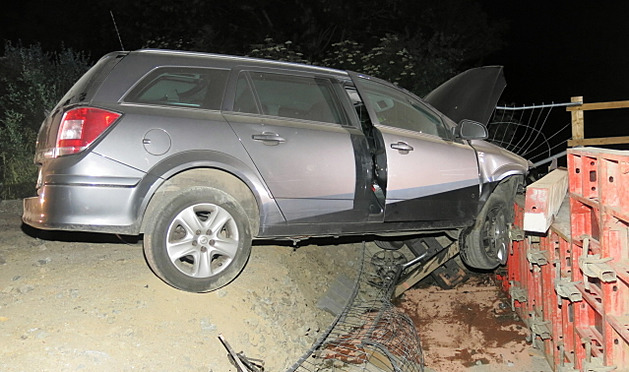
571, 96, 584, 145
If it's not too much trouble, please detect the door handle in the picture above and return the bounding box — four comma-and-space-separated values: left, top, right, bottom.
390, 142, 414, 152
251, 132, 287, 145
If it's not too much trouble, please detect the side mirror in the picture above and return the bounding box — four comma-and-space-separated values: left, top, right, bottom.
455, 119, 488, 140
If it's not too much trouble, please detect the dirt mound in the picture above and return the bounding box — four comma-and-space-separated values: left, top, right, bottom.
1, 200, 551, 371
0, 205, 361, 371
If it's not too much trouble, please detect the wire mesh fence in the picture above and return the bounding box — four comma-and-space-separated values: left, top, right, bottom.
487, 102, 578, 169
288, 243, 424, 372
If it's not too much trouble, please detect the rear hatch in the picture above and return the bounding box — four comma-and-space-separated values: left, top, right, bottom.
34, 52, 127, 162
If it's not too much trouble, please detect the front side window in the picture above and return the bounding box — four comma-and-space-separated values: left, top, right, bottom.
126, 67, 229, 109
356, 78, 448, 138
233, 71, 346, 125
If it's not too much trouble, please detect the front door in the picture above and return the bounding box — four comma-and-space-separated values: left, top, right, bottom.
351, 74, 481, 225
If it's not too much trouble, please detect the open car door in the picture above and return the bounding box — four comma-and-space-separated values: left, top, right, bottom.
349, 72, 481, 228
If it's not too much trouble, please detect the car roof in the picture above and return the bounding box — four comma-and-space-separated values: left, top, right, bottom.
131, 49, 350, 79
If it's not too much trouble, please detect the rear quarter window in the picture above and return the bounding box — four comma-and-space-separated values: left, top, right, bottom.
125, 67, 229, 109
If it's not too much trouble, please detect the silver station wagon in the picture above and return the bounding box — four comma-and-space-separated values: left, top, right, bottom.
23, 49, 528, 292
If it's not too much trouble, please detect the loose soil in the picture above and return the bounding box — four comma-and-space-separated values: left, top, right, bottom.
397, 277, 551, 372
0, 200, 551, 371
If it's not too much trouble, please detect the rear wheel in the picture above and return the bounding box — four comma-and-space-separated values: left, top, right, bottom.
143, 187, 252, 292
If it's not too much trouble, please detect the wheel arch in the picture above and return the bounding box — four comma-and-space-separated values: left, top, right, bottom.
468, 139, 530, 185
477, 174, 524, 224
140, 167, 261, 236
489, 167, 529, 184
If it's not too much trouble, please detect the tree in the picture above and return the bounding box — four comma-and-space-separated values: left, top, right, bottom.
112, 0, 504, 95
101, 0, 504, 75
318, 33, 465, 96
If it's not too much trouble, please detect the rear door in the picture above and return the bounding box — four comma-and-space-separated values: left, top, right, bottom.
223, 69, 369, 224
351, 74, 481, 225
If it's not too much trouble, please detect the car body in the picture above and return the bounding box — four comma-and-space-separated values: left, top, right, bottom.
23, 49, 528, 292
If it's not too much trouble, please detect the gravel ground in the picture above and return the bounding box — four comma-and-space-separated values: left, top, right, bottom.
0, 199, 552, 372
0, 200, 361, 371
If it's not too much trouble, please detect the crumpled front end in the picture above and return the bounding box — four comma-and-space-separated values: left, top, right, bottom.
470, 139, 530, 184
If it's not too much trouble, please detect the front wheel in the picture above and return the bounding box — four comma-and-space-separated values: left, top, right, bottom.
461, 188, 511, 270
143, 187, 252, 292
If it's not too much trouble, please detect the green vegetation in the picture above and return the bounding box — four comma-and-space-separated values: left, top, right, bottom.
0, 42, 91, 199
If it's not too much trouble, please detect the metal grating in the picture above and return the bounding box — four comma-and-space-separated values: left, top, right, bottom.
288, 243, 424, 372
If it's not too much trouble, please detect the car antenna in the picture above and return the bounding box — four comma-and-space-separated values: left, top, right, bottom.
110, 10, 125, 51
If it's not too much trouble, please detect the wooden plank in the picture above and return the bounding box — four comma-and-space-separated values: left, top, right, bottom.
568, 136, 629, 147
566, 100, 629, 112
393, 243, 459, 297
571, 96, 585, 140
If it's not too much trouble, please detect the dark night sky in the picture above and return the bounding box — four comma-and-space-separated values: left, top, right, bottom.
483, 2, 629, 139
485, 2, 629, 104
2, 1, 629, 135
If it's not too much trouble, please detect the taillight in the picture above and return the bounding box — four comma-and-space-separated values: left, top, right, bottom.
54, 107, 121, 157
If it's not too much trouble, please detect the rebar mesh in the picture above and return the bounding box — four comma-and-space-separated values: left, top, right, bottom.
288, 243, 424, 372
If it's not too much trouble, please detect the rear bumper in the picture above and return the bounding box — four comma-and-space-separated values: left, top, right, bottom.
22, 183, 142, 235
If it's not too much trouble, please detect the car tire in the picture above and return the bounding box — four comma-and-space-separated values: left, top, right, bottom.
461, 186, 511, 270
374, 239, 405, 250
143, 186, 252, 293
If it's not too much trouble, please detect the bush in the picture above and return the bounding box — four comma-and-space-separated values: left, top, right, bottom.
0, 42, 91, 200
246, 34, 465, 97
246, 38, 312, 64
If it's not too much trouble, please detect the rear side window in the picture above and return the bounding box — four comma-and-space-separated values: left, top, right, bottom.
233, 71, 346, 125
126, 67, 229, 109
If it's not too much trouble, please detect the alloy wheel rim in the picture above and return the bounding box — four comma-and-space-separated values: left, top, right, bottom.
483, 206, 508, 265
166, 203, 239, 278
